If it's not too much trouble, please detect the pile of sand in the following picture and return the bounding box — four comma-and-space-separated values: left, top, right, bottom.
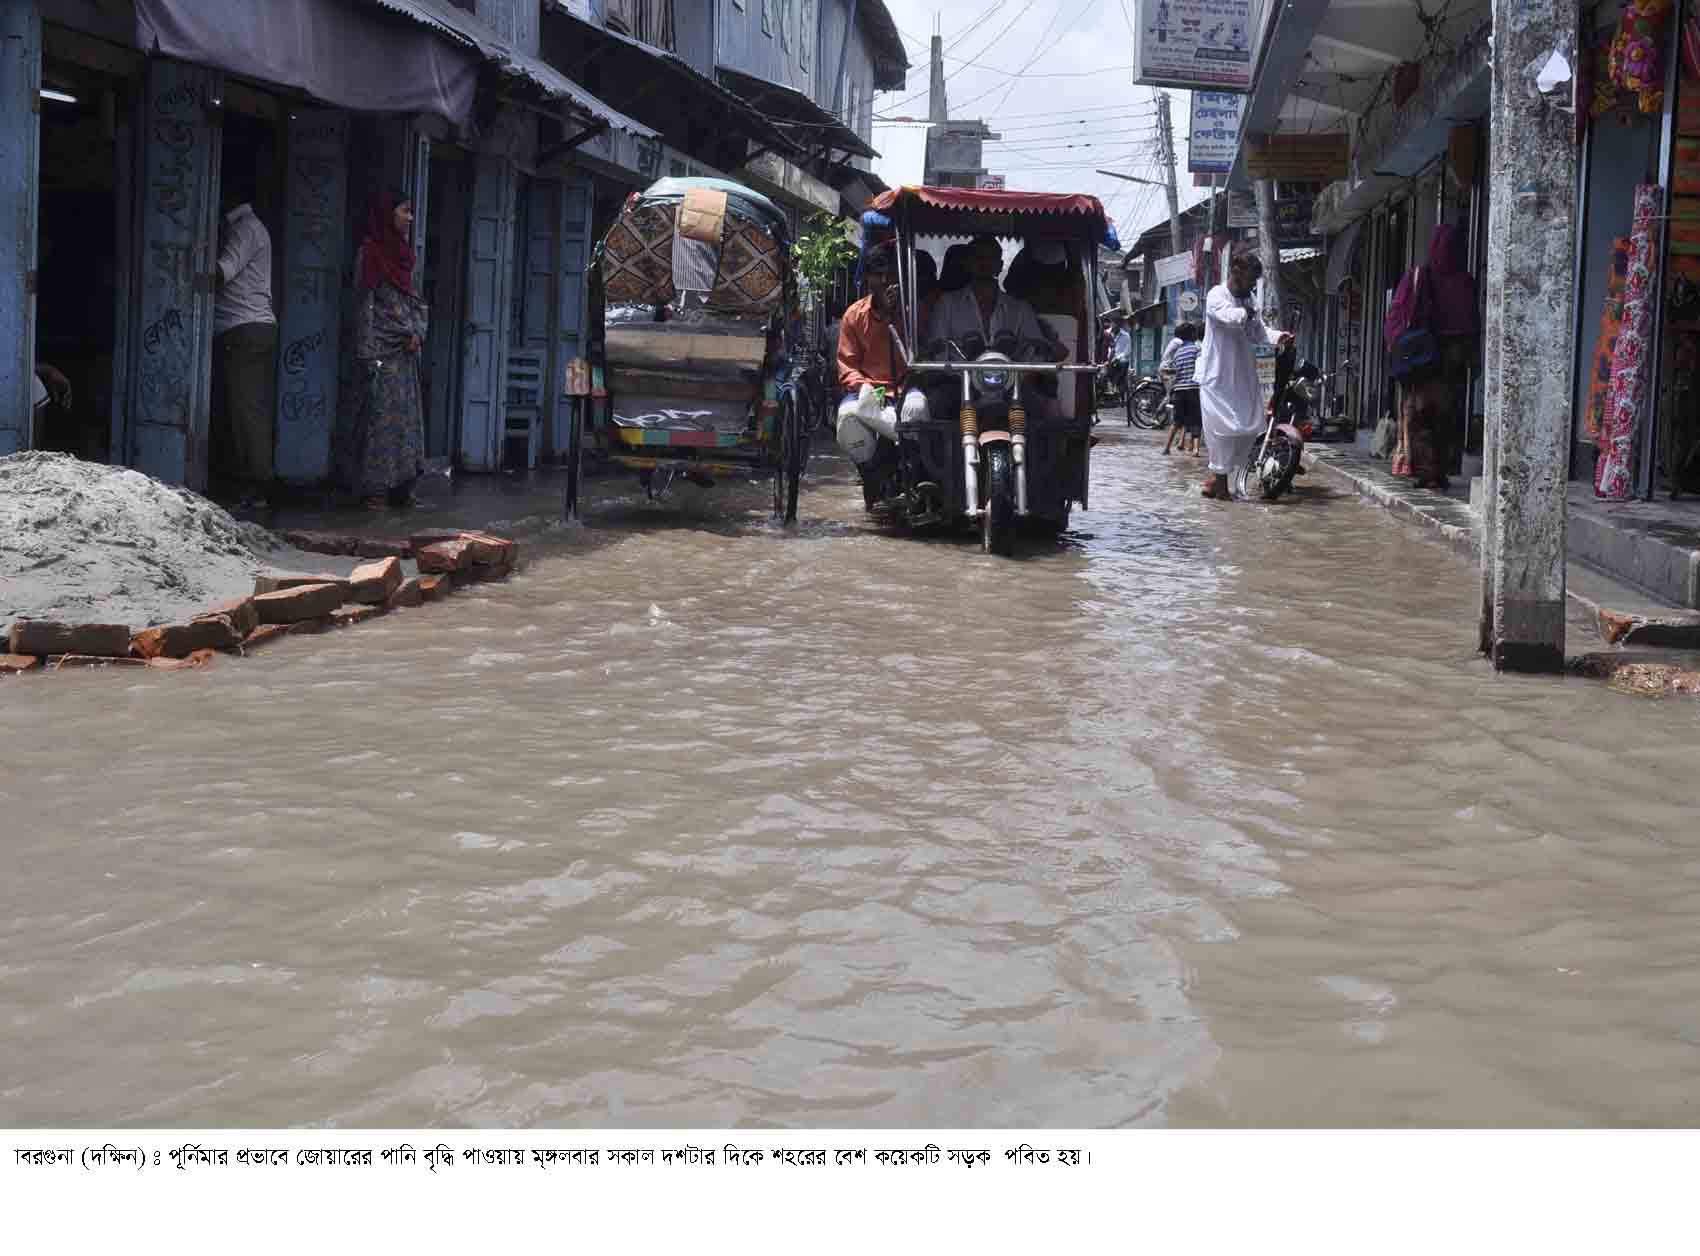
0, 452, 355, 631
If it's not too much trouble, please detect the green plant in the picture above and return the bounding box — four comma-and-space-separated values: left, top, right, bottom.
792, 212, 859, 297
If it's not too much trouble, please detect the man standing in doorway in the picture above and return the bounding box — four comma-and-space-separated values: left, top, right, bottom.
213, 179, 278, 506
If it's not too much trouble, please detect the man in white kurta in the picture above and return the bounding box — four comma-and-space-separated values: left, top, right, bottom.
1197, 252, 1291, 498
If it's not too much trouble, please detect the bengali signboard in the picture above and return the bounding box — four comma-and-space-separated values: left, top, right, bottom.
1227, 189, 1258, 228
1133, 0, 1255, 92
1243, 133, 1350, 181
1188, 91, 1245, 173
1153, 250, 1195, 289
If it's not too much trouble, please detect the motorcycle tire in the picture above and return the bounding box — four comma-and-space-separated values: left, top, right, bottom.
1128, 382, 1166, 430
981, 444, 1017, 556
1246, 431, 1302, 501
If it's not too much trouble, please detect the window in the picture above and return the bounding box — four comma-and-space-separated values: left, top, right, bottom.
605, 0, 674, 50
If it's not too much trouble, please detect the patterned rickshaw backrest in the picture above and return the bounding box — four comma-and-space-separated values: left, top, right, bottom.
599, 176, 791, 316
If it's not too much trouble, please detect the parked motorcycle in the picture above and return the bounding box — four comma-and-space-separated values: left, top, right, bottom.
1232, 342, 1306, 501
1280, 357, 1353, 441
1126, 374, 1169, 429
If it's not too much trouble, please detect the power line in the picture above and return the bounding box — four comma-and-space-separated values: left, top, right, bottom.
875, 0, 1041, 115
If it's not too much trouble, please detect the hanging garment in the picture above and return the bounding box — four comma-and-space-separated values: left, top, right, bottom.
1584, 236, 1632, 444
1596, 184, 1662, 500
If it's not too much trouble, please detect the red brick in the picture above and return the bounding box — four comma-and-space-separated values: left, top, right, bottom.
459, 560, 513, 585
253, 582, 346, 624
254, 572, 351, 600
286, 615, 334, 636
131, 616, 241, 659
385, 577, 425, 610
409, 529, 466, 551
0, 654, 40, 674
50, 654, 147, 669
354, 537, 415, 559
347, 556, 404, 604
280, 529, 357, 555
9, 620, 133, 658
196, 597, 259, 638
418, 574, 452, 602
145, 649, 218, 672
416, 538, 475, 573
241, 624, 291, 651
329, 604, 385, 628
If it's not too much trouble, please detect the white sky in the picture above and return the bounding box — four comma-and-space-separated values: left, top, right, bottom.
869, 0, 1216, 247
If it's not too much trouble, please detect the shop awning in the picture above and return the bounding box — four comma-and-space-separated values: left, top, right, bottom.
367, 0, 655, 137
544, 12, 801, 161
714, 66, 878, 160
135, 0, 480, 128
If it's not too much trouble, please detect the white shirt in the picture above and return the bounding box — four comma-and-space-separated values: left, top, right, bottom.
1197, 283, 1283, 439
1113, 328, 1132, 361
927, 285, 1049, 349
1158, 335, 1182, 372
213, 204, 276, 336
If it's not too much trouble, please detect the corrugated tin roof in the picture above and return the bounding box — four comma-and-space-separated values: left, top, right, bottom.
367, 0, 656, 137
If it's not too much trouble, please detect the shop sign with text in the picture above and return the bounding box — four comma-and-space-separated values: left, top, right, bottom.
1188, 91, 1245, 173
1133, 0, 1255, 91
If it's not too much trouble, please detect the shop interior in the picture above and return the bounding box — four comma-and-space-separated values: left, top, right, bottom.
35, 54, 125, 461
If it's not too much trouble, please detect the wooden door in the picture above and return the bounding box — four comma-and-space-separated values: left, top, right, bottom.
457, 155, 515, 471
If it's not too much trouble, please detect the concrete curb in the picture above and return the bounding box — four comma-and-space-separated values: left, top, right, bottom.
1301, 448, 1477, 555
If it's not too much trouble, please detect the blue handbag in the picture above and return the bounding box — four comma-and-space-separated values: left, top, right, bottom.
1388, 268, 1438, 380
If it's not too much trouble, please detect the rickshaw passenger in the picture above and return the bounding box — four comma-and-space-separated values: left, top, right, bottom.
938, 242, 974, 292
926, 236, 1051, 348
835, 242, 906, 463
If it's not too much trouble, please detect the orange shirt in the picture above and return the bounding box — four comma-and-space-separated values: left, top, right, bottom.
836, 295, 906, 395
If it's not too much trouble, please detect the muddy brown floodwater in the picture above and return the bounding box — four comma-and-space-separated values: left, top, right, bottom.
3, 431, 1699, 1128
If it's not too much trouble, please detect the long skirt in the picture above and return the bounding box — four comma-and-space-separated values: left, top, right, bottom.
350, 355, 425, 496
1392, 338, 1468, 485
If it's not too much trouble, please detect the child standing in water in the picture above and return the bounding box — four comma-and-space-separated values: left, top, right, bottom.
1161, 322, 1204, 456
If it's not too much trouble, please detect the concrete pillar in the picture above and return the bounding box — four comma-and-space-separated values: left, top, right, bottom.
1478, 0, 1580, 672
0, 0, 40, 456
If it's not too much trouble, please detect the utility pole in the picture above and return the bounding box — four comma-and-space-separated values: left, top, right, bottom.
1155, 93, 1183, 259
1253, 177, 1285, 323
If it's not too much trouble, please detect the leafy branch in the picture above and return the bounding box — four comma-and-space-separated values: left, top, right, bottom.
792, 212, 859, 296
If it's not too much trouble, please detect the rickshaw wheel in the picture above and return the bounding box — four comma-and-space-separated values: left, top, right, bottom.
773, 393, 807, 523
981, 445, 1016, 556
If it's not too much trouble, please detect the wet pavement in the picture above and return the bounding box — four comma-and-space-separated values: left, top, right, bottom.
3, 429, 1699, 1127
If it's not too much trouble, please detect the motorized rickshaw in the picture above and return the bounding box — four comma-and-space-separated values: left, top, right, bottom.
565, 177, 811, 522
854, 186, 1112, 555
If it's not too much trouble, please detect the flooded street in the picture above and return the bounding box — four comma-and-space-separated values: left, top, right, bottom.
4, 431, 1699, 1128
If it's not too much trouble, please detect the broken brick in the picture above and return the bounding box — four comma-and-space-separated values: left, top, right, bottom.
10, 620, 133, 658
347, 556, 404, 604
254, 572, 352, 600
280, 529, 357, 555
145, 649, 218, 672
241, 624, 291, 651
330, 604, 385, 628
286, 615, 334, 636
0, 654, 40, 674
131, 616, 241, 659
50, 654, 147, 669
416, 538, 476, 573
354, 536, 415, 559
195, 596, 259, 638
418, 574, 452, 602
253, 582, 346, 624
459, 560, 513, 585
385, 577, 425, 610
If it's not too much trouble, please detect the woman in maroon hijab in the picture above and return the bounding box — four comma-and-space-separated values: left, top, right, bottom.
1384, 223, 1478, 490
346, 190, 429, 509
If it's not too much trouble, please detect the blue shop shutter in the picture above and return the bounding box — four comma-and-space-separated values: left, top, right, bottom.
128, 58, 222, 489
274, 109, 348, 484
0, 0, 40, 456
551, 174, 593, 460
458, 155, 515, 472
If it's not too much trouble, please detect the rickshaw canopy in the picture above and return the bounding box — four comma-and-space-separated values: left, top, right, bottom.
869, 186, 1113, 244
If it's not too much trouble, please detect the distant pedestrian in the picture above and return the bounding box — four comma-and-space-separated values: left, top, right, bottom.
1198, 253, 1291, 499
347, 191, 429, 511
212, 179, 278, 505
1384, 223, 1478, 490
1161, 322, 1203, 456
